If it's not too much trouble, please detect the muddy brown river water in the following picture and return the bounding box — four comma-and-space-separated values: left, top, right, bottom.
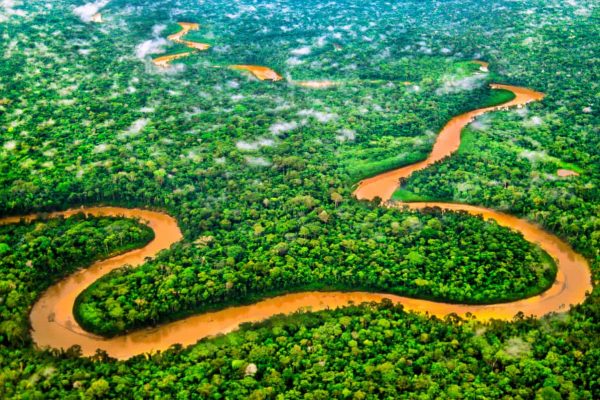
152, 22, 210, 67
3, 81, 591, 359
230, 65, 283, 81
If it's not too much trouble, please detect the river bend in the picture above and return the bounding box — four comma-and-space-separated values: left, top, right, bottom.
1, 81, 591, 359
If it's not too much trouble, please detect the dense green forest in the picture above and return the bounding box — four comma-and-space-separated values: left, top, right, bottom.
0, 0, 598, 398
75, 208, 556, 336
0, 215, 154, 346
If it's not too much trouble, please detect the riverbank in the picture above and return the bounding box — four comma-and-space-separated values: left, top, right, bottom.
8, 76, 590, 359
152, 22, 210, 67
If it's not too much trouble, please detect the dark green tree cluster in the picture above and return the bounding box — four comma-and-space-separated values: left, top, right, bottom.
1, 297, 599, 398
0, 0, 598, 397
0, 215, 153, 345
75, 206, 555, 336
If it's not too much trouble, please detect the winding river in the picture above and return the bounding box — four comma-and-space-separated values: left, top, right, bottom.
152, 22, 210, 68
2, 81, 591, 359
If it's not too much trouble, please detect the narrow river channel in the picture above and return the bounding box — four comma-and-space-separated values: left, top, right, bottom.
1, 82, 590, 359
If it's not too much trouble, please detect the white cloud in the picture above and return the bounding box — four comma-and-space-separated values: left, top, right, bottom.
471, 120, 488, 131
73, 0, 109, 23
436, 74, 486, 95
226, 4, 256, 19
269, 121, 299, 135
93, 143, 111, 153
574, 7, 591, 16
530, 116, 543, 125
286, 57, 303, 66
236, 138, 274, 151
298, 109, 338, 123
135, 38, 169, 59
212, 45, 231, 54
524, 116, 544, 127
519, 150, 547, 163
57, 99, 76, 106
522, 37, 534, 46
471, 115, 491, 131
291, 46, 311, 56
135, 24, 172, 60
3, 140, 17, 150
120, 118, 149, 139
245, 156, 271, 167
152, 24, 166, 36
336, 128, 356, 142
504, 337, 531, 358
154, 63, 186, 74
515, 107, 529, 117
316, 35, 327, 47
0, 0, 26, 22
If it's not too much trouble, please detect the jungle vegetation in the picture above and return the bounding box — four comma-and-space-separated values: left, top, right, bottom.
0, 0, 598, 398
0, 214, 154, 346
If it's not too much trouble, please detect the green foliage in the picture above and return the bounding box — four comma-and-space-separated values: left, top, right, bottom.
345, 150, 429, 181
2, 298, 600, 398
392, 189, 431, 202
479, 88, 516, 108
74, 207, 556, 336
0, 215, 153, 345
0, 0, 598, 397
